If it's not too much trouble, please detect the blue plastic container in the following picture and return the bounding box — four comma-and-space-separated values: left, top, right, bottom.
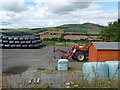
105, 61, 120, 80
82, 62, 109, 82
57, 59, 69, 71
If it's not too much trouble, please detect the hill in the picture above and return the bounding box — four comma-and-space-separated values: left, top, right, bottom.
1, 23, 104, 36
46, 23, 104, 34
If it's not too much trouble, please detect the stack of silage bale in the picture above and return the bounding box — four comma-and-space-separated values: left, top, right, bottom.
0, 34, 43, 49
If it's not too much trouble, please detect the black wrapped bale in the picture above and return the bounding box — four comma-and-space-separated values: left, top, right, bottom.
15, 41, 20, 44
29, 37, 35, 40
2, 40, 9, 44
35, 34, 40, 37
22, 45, 28, 48
36, 40, 42, 43
35, 37, 40, 40
31, 40, 37, 44
0, 44, 3, 48
4, 44, 10, 48
2, 36, 8, 40
26, 41, 31, 44
0, 40, 2, 44
10, 44, 16, 48
20, 41, 26, 44
24, 37, 30, 41
8, 37, 13, 40
28, 44, 34, 48
14, 37, 19, 41
39, 43, 43, 47
34, 44, 40, 48
19, 37, 24, 41
16, 44, 22, 48
9, 41, 14, 44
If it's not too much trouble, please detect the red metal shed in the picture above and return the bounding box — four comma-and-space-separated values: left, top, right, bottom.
89, 42, 120, 62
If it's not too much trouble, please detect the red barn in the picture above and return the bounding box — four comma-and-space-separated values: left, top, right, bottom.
89, 42, 120, 62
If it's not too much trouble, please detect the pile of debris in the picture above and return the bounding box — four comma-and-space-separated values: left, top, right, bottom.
0, 34, 43, 49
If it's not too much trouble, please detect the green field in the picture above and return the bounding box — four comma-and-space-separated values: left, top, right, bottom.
1, 23, 104, 36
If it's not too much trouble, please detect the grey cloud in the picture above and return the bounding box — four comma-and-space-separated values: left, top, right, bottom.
0, 0, 28, 13
48, 1, 93, 14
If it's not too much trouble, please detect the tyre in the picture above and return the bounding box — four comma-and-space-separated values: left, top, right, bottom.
74, 51, 86, 62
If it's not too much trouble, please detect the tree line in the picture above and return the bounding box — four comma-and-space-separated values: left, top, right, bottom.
99, 19, 120, 42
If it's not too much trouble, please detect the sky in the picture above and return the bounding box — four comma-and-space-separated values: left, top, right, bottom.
0, 0, 119, 29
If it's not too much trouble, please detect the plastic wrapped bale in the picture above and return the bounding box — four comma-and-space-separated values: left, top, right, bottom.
22, 45, 28, 48
10, 44, 16, 48
14, 37, 19, 41
26, 41, 31, 44
2, 36, 8, 40
57, 59, 69, 71
15, 41, 20, 44
8, 37, 13, 40
105, 61, 120, 80
0, 40, 2, 44
32, 40, 37, 44
16, 44, 22, 48
0, 44, 3, 48
4, 44, 10, 48
20, 41, 26, 44
82, 62, 109, 82
19, 37, 24, 41
9, 41, 14, 44
24, 37, 30, 41
33, 44, 40, 48
2, 40, 9, 44
28, 44, 34, 48
36, 40, 42, 43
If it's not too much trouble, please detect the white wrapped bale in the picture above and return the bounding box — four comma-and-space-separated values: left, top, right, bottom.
82, 62, 109, 82
105, 61, 120, 80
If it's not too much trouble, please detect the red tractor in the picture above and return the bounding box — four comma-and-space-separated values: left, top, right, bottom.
53, 40, 111, 62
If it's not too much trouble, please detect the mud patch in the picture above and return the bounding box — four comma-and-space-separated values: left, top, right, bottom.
3, 65, 29, 75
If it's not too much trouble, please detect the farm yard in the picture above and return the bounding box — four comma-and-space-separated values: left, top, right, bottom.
1, 46, 119, 88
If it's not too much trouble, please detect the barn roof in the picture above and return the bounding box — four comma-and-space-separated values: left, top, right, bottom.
93, 42, 120, 50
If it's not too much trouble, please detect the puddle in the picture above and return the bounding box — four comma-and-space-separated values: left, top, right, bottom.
3, 65, 29, 75
37, 67, 46, 70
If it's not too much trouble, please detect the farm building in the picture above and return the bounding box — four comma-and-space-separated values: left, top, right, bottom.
89, 42, 120, 62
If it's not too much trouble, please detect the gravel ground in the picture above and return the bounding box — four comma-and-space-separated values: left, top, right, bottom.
2, 46, 84, 88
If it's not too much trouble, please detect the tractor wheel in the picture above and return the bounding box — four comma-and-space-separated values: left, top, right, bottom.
75, 51, 86, 62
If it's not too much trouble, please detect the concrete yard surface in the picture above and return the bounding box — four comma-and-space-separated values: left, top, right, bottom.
2, 46, 84, 88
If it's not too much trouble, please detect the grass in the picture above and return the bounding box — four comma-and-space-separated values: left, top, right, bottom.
43, 40, 87, 47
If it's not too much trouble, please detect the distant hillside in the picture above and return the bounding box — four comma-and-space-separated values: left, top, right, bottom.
46, 23, 104, 34
1, 23, 104, 36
